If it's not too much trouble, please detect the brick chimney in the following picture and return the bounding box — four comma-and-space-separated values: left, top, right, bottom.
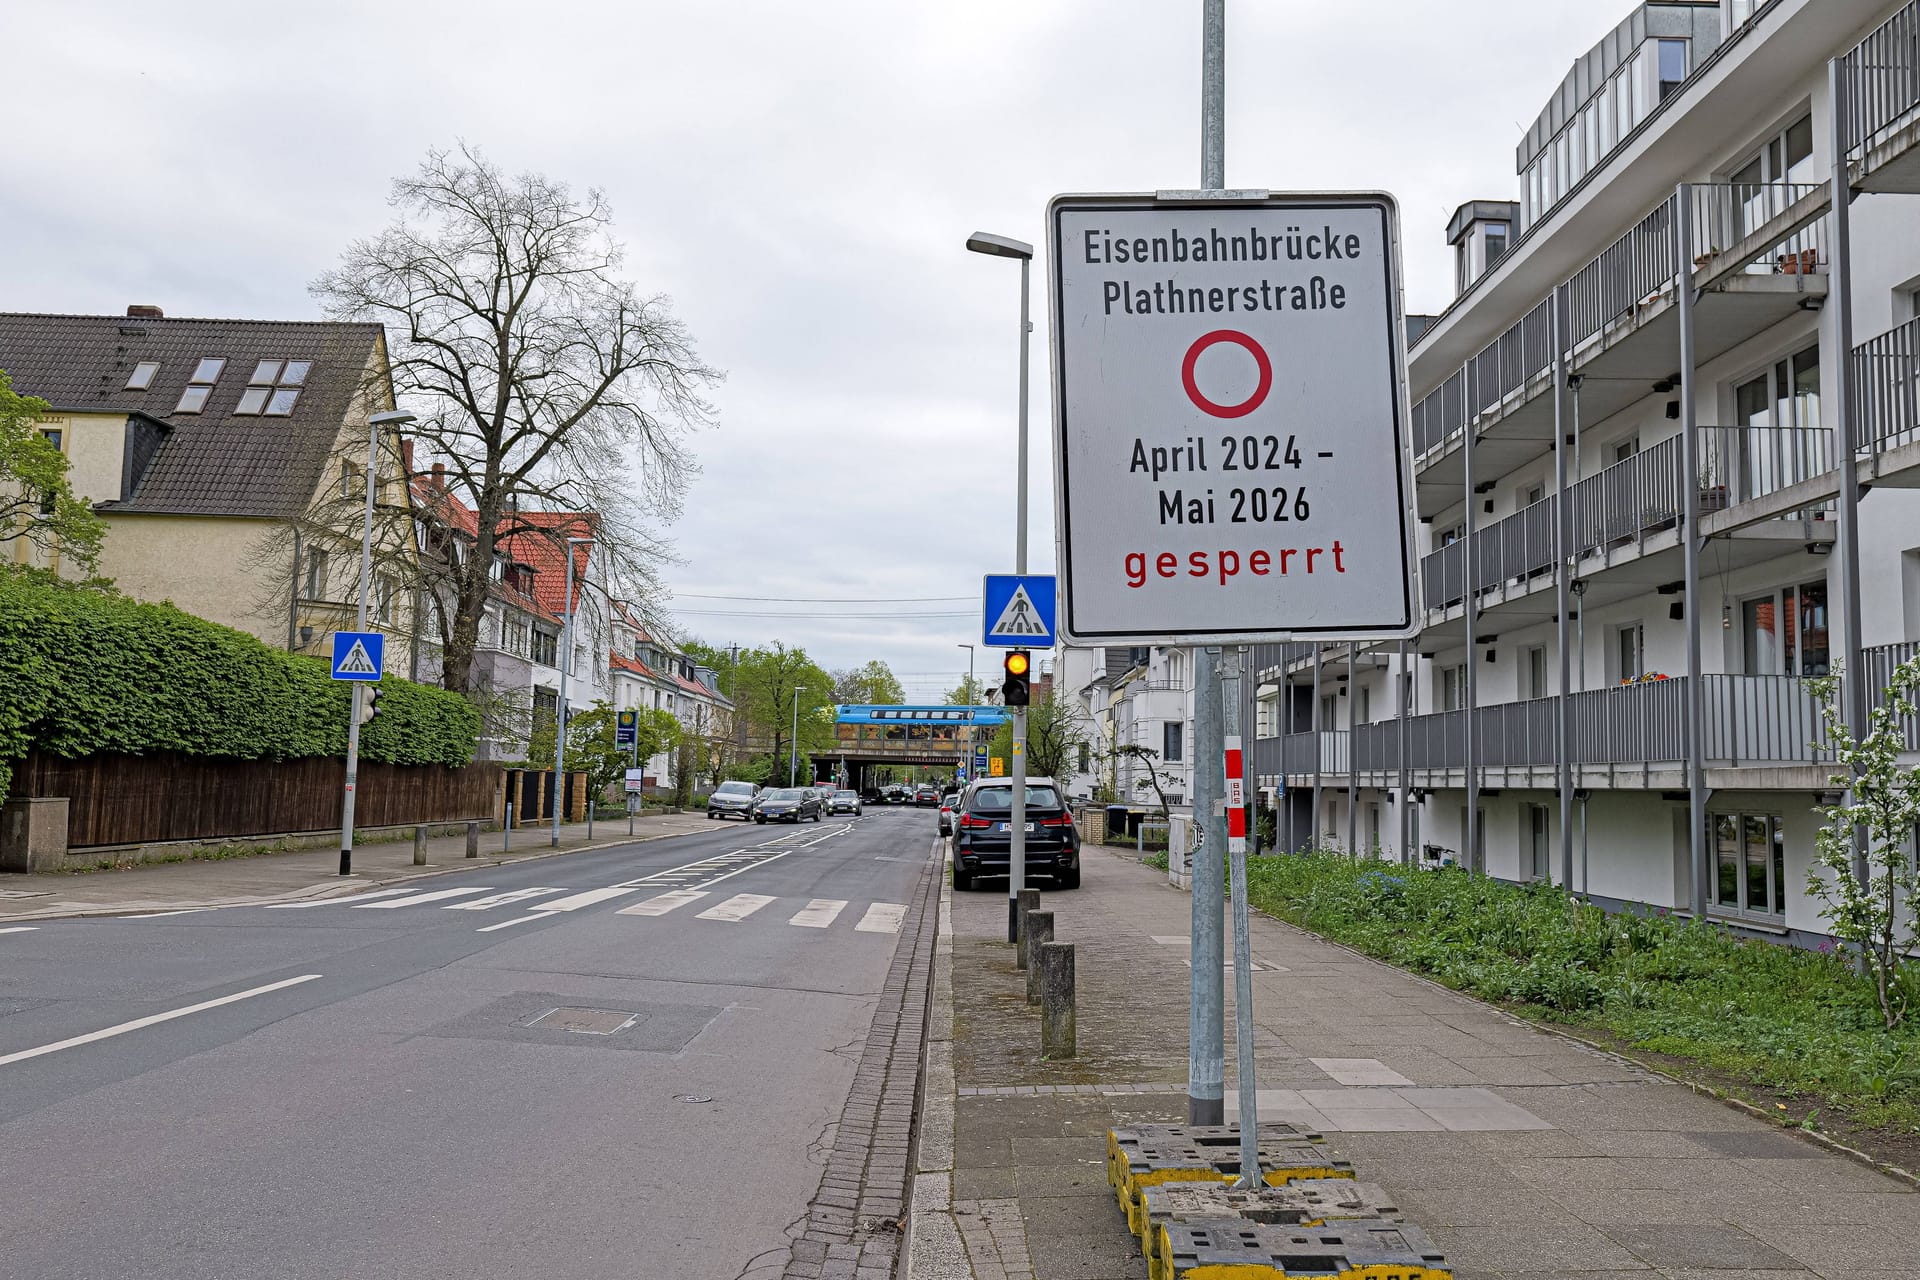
126, 305, 164, 319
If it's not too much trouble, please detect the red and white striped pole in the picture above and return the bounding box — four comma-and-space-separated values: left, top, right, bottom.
1224, 736, 1248, 855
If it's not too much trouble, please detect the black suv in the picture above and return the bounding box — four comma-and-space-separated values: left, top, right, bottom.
951, 777, 1079, 890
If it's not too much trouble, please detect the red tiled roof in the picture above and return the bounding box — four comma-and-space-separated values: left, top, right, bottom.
498, 511, 597, 615
610, 652, 657, 678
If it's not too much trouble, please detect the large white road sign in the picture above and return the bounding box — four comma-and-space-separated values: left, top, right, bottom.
1048, 192, 1418, 644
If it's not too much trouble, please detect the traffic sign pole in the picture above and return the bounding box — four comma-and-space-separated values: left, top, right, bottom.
338, 411, 383, 877
1189, 0, 1230, 1130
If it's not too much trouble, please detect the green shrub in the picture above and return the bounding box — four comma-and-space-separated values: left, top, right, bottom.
0, 573, 479, 794
1244, 852, 1920, 1131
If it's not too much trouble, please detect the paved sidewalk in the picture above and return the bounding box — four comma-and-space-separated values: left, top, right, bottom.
0, 811, 717, 922
910, 844, 1920, 1280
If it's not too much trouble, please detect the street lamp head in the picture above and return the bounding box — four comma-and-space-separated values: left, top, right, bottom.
368, 410, 417, 427
966, 232, 1033, 261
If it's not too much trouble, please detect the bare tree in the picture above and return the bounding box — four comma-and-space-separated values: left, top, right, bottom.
310, 143, 720, 694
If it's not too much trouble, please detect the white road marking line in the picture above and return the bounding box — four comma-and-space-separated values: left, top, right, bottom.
855, 903, 907, 934
123, 909, 216, 919
0, 926, 39, 935
475, 915, 547, 933
0, 974, 323, 1068
537, 885, 643, 912
695, 893, 775, 922
267, 885, 421, 909
442, 888, 565, 911
789, 899, 847, 928
616, 890, 710, 917
351, 886, 493, 909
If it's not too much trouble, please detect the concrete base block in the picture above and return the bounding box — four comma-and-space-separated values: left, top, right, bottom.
1, 797, 70, 873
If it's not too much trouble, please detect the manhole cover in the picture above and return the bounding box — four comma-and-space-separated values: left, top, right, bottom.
674, 1094, 714, 1105
524, 1007, 640, 1036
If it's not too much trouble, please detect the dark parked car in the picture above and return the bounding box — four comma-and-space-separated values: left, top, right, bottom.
754, 787, 823, 824
951, 777, 1079, 890
914, 785, 940, 808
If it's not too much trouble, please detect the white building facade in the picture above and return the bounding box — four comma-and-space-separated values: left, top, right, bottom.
1254, 0, 1920, 944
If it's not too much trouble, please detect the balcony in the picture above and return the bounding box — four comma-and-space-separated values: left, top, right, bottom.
1275, 675, 1830, 791
1411, 182, 1830, 518
1842, 0, 1920, 193
1417, 425, 1835, 624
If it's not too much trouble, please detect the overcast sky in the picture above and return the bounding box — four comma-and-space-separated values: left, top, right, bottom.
4, 1, 1622, 700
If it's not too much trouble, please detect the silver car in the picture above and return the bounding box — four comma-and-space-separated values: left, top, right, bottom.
828, 789, 863, 816
707, 780, 761, 821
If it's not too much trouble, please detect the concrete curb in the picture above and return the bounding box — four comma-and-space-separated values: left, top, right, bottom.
905, 844, 969, 1280
2, 821, 713, 923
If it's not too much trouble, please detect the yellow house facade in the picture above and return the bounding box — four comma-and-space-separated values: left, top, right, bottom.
1, 309, 420, 666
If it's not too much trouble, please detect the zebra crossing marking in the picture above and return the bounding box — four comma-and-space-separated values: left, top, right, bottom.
789, 899, 848, 928
352, 886, 493, 909
443, 888, 565, 911
695, 893, 776, 922
855, 903, 907, 934
616, 890, 710, 917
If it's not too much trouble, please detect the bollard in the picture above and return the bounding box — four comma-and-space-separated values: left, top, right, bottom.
504, 802, 513, 853
412, 825, 428, 866
587, 801, 594, 841
1024, 910, 1054, 1004
1015, 887, 1041, 961
465, 821, 480, 859
1040, 942, 1075, 1058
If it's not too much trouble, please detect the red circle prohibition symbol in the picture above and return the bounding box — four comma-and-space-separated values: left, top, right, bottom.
1181, 329, 1273, 419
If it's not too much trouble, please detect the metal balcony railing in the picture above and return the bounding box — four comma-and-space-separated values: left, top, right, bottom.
1569, 435, 1683, 555
1860, 641, 1920, 751
1699, 424, 1835, 507
1281, 676, 1828, 777
1841, 0, 1920, 158
1684, 182, 1829, 281
1854, 316, 1920, 454
1410, 182, 1829, 466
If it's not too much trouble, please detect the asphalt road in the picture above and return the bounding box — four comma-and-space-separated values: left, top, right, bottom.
0, 804, 941, 1280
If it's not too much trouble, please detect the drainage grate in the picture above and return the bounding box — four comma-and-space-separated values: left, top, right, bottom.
524, 1007, 640, 1036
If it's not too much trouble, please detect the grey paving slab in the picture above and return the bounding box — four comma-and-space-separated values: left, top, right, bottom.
1310, 1055, 1415, 1085
1603, 1223, 1802, 1270
1428, 1220, 1649, 1272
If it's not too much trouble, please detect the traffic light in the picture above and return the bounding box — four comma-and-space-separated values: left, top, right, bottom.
357, 683, 381, 725
1001, 650, 1031, 707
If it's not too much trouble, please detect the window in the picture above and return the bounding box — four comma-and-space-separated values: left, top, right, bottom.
1731, 346, 1821, 498
1529, 804, 1552, 880
174, 358, 224, 414
1319, 692, 1337, 728
1163, 722, 1184, 762
531, 628, 558, 667
1524, 483, 1545, 507
304, 548, 328, 599
1078, 743, 1092, 774
1440, 664, 1467, 712
125, 361, 160, 391
1358, 684, 1371, 724
1657, 39, 1688, 102
376, 575, 397, 624
1524, 645, 1549, 699
1485, 226, 1508, 269
339, 461, 361, 501
235, 359, 309, 416
1612, 437, 1640, 466
1614, 624, 1644, 682
1713, 811, 1787, 916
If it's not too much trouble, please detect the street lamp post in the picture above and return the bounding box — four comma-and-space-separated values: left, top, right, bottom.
552, 535, 596, 847
958, 643, 976, 778
967, 229, 1034, 945
789, 690, 800, 786
339, 409, 414, 877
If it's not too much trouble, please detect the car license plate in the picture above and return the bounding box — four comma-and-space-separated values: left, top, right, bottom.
996, 822, 1036, 834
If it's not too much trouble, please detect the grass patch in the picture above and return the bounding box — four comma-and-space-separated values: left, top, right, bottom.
1244, 853, 1920, 1138
61, 841, 283, 873
1143, 850, 1170, 872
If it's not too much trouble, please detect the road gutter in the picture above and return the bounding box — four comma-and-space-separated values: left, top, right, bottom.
903, 844, 967, 1279
782, 835, 942, 1280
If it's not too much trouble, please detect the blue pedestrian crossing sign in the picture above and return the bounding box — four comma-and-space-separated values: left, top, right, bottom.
330, 631, 385, 681
982, 574, 1057, 647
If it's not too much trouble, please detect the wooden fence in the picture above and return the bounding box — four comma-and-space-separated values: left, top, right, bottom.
7, 752, 505, 850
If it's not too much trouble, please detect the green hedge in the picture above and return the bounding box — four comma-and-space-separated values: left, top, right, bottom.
0, 574, 479, 796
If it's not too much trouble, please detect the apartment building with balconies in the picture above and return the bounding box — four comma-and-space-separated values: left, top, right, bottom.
1253, 0, 1920, 942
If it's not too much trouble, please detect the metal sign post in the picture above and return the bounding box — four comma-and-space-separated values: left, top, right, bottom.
1045, 0, 1418, 1139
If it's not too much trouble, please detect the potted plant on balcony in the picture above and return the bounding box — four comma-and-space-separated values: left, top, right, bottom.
1699, 464, 1729, 514
1693, 244, 1720, 269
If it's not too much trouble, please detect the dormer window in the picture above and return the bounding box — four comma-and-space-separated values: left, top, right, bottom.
125, 361, 160, 391
234, 359, 310, 416
175, 359, 225, 413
